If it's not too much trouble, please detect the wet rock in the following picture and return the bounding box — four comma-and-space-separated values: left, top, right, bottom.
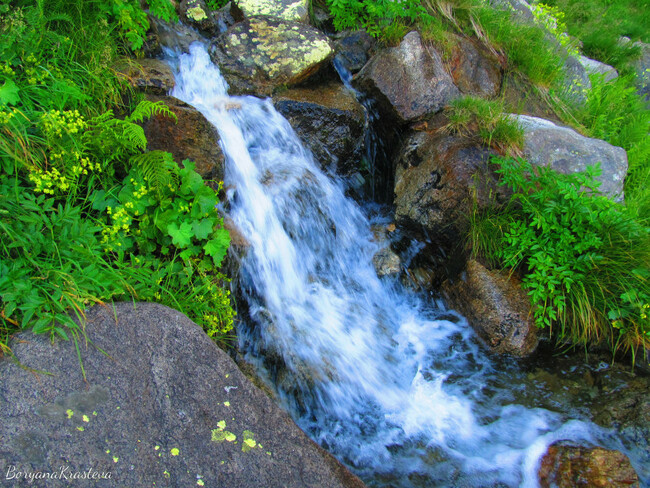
210, 16, 333, 96
116, 58, 175, 96
515, 114, 628, 199
334, 30, 376, 75
578, 55, 618, 82
231, 0, 310, 23
180, 0, 219, 36
538, 442, 640, 487
441, 260, 538, 356
0, 303, 367, 488
393, 130, 506, 249
273, 83, 365, 175
151, 15, 203, 53
372, 247, 401, 277
142, 95, 225, 182
448, 35, 502, 97
354, 31, 460, 124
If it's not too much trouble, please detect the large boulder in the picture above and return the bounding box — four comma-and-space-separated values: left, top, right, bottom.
447, 35, 503, 98
393, 130, 505, 247
116, 58, 175, 96
353, 31, 460, 124
273, 83, 365, 175
538, 442, 640, 487
143, 95, 226, 183
0, 303, 367, 488
441, 259, 539, 356
578, 55, 618, 82
231, 0, 310, 23
210, 17, 333, 96
515, 114, 628, 199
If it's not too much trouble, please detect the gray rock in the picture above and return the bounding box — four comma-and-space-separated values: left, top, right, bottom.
142, 95, 226, 183
333, 30, 376, 75
631, 40, 650, 100
515, 114, 628, 199
353, 31, 460, 124
0, 303, 367, 488
180, 0, 219, 36
562, 55, 591, 103
488, 0, 535, 22
151, 15, 204, 53
441, 260, 539, 356
578, 55, 618, 82
210, 16, 333, 96
273, 83, 365, 175
231, 0, 310, 23
448, 35, 502, 97
116, 58, 175, 96
372, 247, 401, 277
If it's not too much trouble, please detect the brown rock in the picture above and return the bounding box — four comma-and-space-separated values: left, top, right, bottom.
142, 95, 225, 183
354, 31, 460, 124
441, 260, 538, 356
117, 58, 175, 96
448, 35, 502, 98
539, 442, 640, 487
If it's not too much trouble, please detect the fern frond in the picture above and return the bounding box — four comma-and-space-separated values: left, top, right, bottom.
127, 100, 178, 124
129, 150, 179, 198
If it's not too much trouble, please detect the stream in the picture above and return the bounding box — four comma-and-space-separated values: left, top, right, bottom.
167, 43, 644, 487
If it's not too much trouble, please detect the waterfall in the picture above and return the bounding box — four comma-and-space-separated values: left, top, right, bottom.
167, 43, 618, 487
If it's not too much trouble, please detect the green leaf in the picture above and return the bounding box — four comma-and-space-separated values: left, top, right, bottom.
193, 218, 214, 240
204, 228, 230, 266
0, 80, 20, 106
168, 222, 193, 248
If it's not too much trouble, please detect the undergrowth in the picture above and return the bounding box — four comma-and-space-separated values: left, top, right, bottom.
0, 0, 234, 361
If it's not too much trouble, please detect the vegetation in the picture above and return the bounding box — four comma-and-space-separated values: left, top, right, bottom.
0, 0, 235, 359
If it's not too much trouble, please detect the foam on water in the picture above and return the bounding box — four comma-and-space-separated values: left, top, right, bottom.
168, 43, 619, 487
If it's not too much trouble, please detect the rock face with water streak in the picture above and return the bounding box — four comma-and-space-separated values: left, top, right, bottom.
231, 0, 310, 23
442, 260, 539, 356
210, 16, 333, 95
142, 95, 226, 183
354, 31, 460, 124
273, 83, 366, 175
0, 303, 367, 488
538, 442, 640, 487
515, 114, 628, 199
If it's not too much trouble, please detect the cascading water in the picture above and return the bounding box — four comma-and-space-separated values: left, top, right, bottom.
168, 43, 638, 487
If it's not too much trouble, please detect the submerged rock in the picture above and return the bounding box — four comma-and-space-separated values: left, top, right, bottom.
142, 95, 225, 183
354, 31, 460, 124
538, 442, 640, 487
442, 259, 538, 356
231, 0, 310, 23
210, 16, 333, 96
273, 82, 365, 175
0, 303, 367, 488
116, 58, 175, 95
515, 114, 628, 199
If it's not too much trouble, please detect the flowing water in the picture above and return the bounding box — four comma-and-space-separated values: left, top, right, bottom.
168, 43, 640, 487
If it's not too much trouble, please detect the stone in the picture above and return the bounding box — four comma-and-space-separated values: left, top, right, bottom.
180, 0, 219, 36
448, 35, 502, 98
538, 442, 640, 487
210, 16, 333, 96
393, 130, 506, 248
631, 40, 650, 100
231, 0, 310, 23
372, 248, 401, 277
515, 114, 628, 199
562, 55, 592, 102
116, 58, 175, 96
273, 83, 365, 175
0, 303, 368, 488
353, 31, 460, 124
578, 55, 618, 82
150, 15, 204, 53
441, 260, 539, 356
142, 95, 226, 183
333, 30, 376, 75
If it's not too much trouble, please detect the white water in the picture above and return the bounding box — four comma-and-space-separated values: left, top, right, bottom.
169, 43, 605, 487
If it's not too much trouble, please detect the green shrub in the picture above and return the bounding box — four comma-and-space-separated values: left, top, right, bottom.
477, 156, 650, 361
